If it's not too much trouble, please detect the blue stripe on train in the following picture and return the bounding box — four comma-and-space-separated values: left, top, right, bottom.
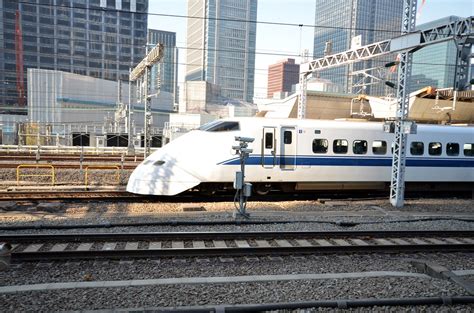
219, 155, 474, 168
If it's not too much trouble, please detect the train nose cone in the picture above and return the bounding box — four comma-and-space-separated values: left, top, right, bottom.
126, 161, 201, 196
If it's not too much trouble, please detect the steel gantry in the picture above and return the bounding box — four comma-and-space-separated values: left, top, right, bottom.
129, 43, 164, 157
298, 12, 473, 207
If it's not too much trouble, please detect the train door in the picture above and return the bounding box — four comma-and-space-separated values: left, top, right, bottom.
280, 127, 296, 170
261, 127, 276, 168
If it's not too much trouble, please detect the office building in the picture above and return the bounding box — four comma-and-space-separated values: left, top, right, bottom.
410, 16, 460, 92
313, 0, 403, 96
0, 0, 148, 110
185, 0, 257, 102
267, 58, 299, 98
148, 29, 178, 102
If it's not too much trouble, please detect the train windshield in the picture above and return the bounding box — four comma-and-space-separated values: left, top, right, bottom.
198, 120, 240, 132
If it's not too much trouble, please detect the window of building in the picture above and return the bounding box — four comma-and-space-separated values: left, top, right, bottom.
372, 140, 387, 155
428, 142, 442, 156
23, 14, 37, 23
40, 47, 54, 54
313, 139, 328, 154
333, 139, 348, 154
265, 133, 273, 149
198, 121, 240, 132
353, 140, 367, 154
40, 17, 53, 24
446, 143, 459, 156
283, 131, 292, 144
410, 142, 424, 155
464, 143, 474, 157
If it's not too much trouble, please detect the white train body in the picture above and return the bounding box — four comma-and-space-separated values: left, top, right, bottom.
127, 117, 474, 196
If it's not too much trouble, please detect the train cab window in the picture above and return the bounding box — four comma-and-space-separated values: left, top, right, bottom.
428, 142, 442, 156
283, 131, 292, 144
446, 143, 459, 156
333, 139, 348, 154
265, 132, 273, 149
410, 142, 424, 155
198, 120, 239, 132
353, 140, 367, 154
372, 140, 387, 155
464, 143, 474, 157
313, 139, 328, 153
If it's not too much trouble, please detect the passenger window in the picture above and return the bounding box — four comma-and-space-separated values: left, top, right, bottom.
313, 139, 328, 153
283, 131, 292, 144
464, 143, 474, 157
410, 142, 424, 155
265, 133, 273, 149
446, 143, 459, 156
333, 139, 348, 154
428, 142, 442, 156
353, 140, 367, 154
372, 140, 387, 155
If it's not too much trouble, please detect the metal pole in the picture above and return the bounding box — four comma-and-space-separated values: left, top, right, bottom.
144, 66, 151, 158
127, 68, 135, 154
389, 0, 417, 208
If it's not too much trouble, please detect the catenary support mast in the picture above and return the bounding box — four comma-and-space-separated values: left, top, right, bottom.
389, 0, 417, 208
129, 44, 164, 158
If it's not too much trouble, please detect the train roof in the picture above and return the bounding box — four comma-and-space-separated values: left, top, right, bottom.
219, 117, 473, 132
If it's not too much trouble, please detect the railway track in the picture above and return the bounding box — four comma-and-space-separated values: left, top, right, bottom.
3, 230, 473, 262
0, 190, 140, 200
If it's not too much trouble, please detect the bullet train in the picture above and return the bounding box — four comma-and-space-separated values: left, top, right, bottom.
126, 117, 474, 196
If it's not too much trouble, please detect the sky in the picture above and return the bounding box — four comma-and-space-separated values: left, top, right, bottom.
148, 0, 473, 99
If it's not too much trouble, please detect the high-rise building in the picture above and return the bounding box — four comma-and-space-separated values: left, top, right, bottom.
185, 0, 257, 102
0, 0, 148, 110
410, 16, 460, 92
313, 0, 403, 96
267, 58, 299, 98
148, 29, 178, 102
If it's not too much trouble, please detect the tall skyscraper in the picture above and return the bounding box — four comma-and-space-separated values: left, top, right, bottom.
185, 0, 257, 102
313, 0, 403, 96
267, 58, 299, 98
0, 0, 148, 110
148, 29, 178, 102
410, 16, 460, 92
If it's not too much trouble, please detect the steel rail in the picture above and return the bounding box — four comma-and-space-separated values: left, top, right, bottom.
3, 230, 474, 261
10, 243, 474, 261
2, 230, 474, 243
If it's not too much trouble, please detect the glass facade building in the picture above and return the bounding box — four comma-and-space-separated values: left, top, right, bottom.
0, 0, 148, 110
185, 0, 257, 102
313, 0, 403, 96
410, 16, 460, 92
148, 29, 178, 102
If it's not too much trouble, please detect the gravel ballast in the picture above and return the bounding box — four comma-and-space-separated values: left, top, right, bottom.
0, 277, 470, 312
